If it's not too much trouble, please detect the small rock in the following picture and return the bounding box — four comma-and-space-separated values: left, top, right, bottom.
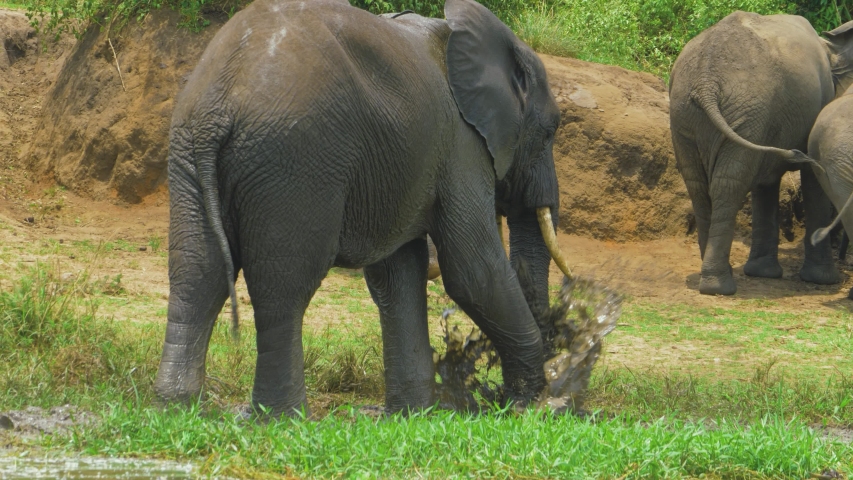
60, 272, 75, 283
59, 238, 64, 244
138, 246, 147, 251
0, 415, 13, 430
23, 216, 33, 223
69, 254, 75, 259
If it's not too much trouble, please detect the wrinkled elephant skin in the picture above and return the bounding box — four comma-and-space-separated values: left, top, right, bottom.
809, 86, 853, 297
154, 0, 567, 416
670, 12, 853, 295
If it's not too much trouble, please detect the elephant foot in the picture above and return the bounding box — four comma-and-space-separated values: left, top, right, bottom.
252, 382, 310, 419
743, 256, 783, 278
153, 367, 205, 406
699, 273, 737, 295
385, 380, 436, 415
799, 261, 840, 285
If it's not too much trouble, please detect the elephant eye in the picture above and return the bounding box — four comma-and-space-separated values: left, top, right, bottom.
542, 131, 554, 146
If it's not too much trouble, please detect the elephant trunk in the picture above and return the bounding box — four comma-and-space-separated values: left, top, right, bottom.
507, 209, 561, 349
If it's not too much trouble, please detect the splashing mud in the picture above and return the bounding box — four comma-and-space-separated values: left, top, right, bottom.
433, 275, 621, 413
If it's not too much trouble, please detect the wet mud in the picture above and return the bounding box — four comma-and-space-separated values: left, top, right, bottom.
0, 405, 96, 438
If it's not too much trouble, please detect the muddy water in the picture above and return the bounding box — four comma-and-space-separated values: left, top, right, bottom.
434, 275, 620, 413
0, 456, 194, 479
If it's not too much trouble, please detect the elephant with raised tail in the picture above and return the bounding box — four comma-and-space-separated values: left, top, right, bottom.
807, 85, 853, 297
669, 12, 853, 295
154, 0, 572, 415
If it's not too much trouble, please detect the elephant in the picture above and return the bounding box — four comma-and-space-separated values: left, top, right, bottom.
669, 11, 853, 295
807, 85, 853, 297
153, 0, 574, 416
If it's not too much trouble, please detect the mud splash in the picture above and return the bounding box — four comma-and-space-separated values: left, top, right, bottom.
433, 275, 621, 413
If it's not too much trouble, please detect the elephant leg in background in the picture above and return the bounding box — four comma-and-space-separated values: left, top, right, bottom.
701, 144, 755, 295
153, 165, 232, 403
364, 237, 435, 413
744, 178, 783, 278
673, 132, 711, 259
799, 166, 840, 284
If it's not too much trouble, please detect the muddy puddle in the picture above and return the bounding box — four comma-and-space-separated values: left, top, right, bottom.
0, 455, 194, 479
434, 273, 621, 413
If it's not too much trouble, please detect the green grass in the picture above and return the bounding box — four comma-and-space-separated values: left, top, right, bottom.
54, 405, 850, 479
507, 0, 797, 79
2, 261, 852, 478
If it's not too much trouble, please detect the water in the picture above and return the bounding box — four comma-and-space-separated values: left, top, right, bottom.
0, 456, 194, 479
434, 275, 621, 413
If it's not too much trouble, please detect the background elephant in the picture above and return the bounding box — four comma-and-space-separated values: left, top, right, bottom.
669, 12, 853, 295
807, 85, 853, 297
154, 0, 571, 415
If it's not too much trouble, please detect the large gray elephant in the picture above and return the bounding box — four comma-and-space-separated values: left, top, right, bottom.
669, 12, 853, 295
807, 85, 853, 297
153, 0, 573, 415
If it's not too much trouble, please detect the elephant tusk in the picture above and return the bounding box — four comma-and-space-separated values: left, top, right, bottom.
537, 207, 573, 279
497, 214, 507, 257
812, 188, 853, 246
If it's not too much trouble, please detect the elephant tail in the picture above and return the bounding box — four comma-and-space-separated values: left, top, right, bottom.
691, 89, 822, 170
196, 143, 240, 342
812, 188, 853, 246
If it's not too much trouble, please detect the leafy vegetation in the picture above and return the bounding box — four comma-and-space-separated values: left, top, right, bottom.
22, 0, 853, 78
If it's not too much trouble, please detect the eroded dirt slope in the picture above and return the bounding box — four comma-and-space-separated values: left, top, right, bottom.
25, 9, 226, 203
0, 8, 847, 316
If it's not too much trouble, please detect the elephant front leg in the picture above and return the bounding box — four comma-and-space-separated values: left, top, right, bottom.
800, 166, 840, 284
744, 179, 783, 278
432, 209, 545, 404
364, 237, 435, 414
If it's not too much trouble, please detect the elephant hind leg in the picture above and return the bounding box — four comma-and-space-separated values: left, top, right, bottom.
154, 165, 235, 404
673, 132, 711, 259
744, 178, 783, 278
240, 195, 344, 417
700, 144, 757, 295
364, 237, 435, 414
800, 166, 840, 284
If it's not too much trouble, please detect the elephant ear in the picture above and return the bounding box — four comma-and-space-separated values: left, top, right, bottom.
444, 0, 531, 181
824, 21, 853, 87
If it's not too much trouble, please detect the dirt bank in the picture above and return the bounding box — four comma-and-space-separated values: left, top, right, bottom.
21, 11, 704, 241
0, 7, 843, 313
25, 9, 226, 204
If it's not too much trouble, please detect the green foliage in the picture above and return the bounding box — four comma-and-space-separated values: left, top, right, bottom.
348, 0, 528, 18
23, 0, 853, 79
792, 0, 852, 33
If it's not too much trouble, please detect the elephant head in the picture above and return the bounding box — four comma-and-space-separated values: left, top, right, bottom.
445, 0, 568, 333
823, 21, 853, 96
